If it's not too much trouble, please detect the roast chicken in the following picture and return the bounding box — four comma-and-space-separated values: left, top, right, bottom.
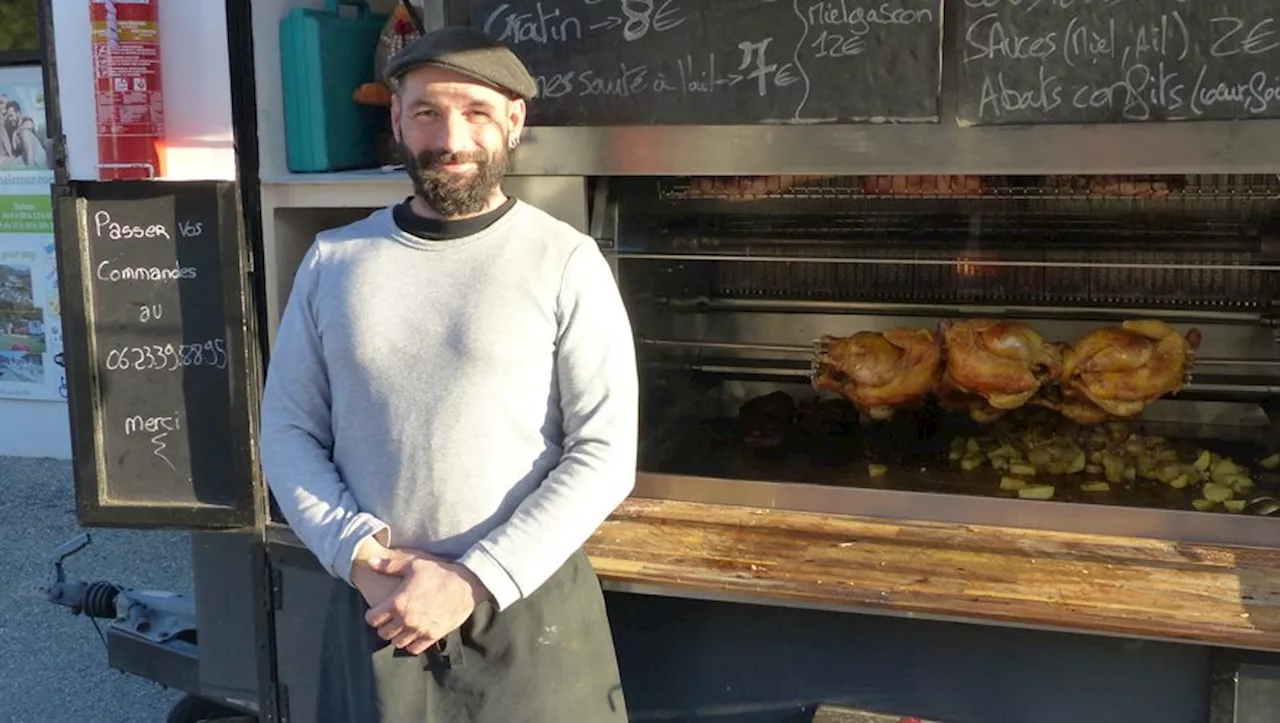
811, 327, 943, 420
1030, 354, 1113, 427
686, 175, 832, 198
861, 174, 987, 196
1053, 320, 1202, 420
806, 318, 1204, 426
685, 174, 988, 199
935, 319, 1063, 422
1048, 174, 1186, 198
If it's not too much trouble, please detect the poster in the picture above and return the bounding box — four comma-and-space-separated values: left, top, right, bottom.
0, 64, 53, 179
0, 63, 60, 401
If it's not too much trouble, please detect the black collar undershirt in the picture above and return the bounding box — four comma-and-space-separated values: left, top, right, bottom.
392, 196, 517, 240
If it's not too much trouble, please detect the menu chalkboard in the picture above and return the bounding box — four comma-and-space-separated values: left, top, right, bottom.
956, 0, 1280, 125
60, 181, 255, 526
469, 0, 945, 125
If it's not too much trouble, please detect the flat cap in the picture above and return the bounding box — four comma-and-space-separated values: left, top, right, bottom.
383, 25, 538, 100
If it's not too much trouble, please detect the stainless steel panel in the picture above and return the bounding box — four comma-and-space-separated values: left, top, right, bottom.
644, 311, 1280, 378
647, 299, 1267, 325
502, 175, 589, 233
511, 122, 1280, 177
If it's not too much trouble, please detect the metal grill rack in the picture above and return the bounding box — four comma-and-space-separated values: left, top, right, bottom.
618, 174, 1280, 312
658, 173, 1280, 204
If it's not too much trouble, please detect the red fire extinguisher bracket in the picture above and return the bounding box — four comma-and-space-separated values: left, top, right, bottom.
89, 0, 166, 181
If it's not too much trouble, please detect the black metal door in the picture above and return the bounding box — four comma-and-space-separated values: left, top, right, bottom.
34, 0, 263, 530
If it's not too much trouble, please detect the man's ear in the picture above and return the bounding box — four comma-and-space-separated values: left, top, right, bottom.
508, 98, 527, 141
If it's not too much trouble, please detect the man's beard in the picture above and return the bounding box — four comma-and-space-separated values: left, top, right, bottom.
401, 138, 511, 218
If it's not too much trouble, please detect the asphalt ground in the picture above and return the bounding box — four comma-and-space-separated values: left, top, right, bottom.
1, 455, 190, 723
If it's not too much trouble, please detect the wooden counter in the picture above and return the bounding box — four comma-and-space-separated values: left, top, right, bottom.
585, 498, 1280, 652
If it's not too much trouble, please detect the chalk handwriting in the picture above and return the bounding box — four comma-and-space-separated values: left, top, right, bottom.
96, 260, 197, 282
93, 210, 170, 241
977, 67, 1064, 118
578, 63, 649, 96
125, 412, 181, 436
125, 412, 182, 472
103, 339, 228, 372
964, 12, 1059, 63
806, 1, 936, 35
151, 432, 175, 470
962, 0, 1126, 11
471, 0, 941, 122
1210, 17, 1280, 58
810, 28, 867, 58
736, 38, 800, 96
620, 0, 686, 42
177, 220, 203, 239
483, 0, 685, 44
1191, 66, 1280, 116
960, 1, 1280, 122
483, 2, 584, 45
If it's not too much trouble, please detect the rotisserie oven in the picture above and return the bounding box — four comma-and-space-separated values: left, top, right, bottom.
604, 173, 1280, 545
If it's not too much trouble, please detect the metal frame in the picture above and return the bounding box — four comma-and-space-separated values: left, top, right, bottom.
54, 180, 260, 528
0, 51, 41, 67
223, 1, 282, 722
32, 0, 61, 182
105, 629, 202, 698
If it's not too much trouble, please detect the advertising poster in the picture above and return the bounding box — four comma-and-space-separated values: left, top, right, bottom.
0, 64, 51, 177
0, 63, 60, 401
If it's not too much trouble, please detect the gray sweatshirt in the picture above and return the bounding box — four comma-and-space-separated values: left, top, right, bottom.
258, 201, 639, 610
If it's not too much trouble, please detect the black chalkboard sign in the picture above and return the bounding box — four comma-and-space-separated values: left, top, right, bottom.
956, 0, 1280, 125
469, 0, 945, 125
56, 180, 257, 528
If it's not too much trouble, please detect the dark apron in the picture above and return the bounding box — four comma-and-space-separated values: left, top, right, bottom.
315, 548, 629, 723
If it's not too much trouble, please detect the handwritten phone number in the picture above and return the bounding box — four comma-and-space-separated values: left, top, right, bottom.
102, 340, 228, 372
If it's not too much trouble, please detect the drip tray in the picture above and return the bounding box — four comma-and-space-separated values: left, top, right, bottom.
641, 403, 1280, 515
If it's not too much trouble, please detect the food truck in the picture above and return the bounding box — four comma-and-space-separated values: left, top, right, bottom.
31, 0, 1280, 721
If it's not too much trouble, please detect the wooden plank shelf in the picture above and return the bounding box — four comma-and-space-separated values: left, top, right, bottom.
586, 498, 1280, 652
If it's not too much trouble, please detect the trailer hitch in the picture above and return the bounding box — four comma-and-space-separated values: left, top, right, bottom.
37, 533, 197, 645
38, 533, 121, 618
37, 535, 255, 721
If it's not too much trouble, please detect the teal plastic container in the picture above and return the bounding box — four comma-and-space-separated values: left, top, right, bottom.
279, 0, 388, 173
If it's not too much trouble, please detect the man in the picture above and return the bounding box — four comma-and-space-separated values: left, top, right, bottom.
258, 26, 638, 723
3, 99, 46, 169
0, 95, 14, 164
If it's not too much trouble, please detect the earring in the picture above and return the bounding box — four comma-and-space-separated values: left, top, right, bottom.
508, 135, 521, 150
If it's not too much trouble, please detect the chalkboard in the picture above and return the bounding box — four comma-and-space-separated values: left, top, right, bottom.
956, 0, 1280, 125
59, 181, 256, 527
469, 0, 945, 125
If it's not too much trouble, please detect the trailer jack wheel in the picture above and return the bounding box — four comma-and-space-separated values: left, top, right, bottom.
166, 694, 253, 723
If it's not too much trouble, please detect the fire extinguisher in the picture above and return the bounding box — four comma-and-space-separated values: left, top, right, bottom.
89, 0, 166, 181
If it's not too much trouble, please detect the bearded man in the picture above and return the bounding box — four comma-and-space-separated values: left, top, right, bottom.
258, 26, 638, 723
